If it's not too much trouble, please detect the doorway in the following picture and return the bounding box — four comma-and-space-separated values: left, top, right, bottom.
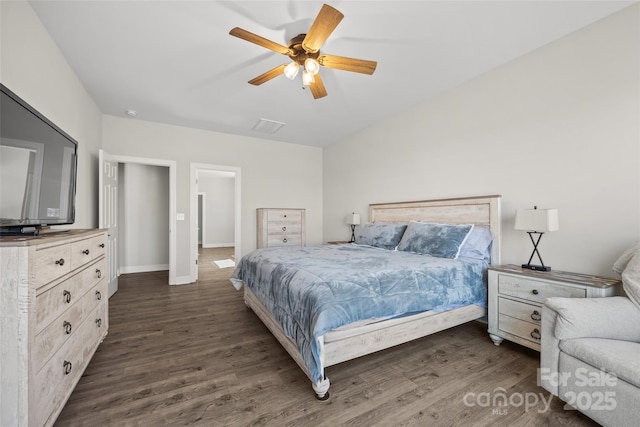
100, 150, 177, 295
190, 163, 241, 283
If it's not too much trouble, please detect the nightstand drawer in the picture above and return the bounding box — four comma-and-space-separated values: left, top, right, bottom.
498, 297, 542, 325
498, 314, 541, 345
498, 274, 585, 303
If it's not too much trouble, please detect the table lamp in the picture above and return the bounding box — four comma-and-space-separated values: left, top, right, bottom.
514, 206, 559, 271
348, 213, 360, 243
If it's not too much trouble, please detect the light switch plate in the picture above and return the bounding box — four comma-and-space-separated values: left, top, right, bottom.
177, 213, 185, 221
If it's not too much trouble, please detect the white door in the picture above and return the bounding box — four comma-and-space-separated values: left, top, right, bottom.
99, 149, 119, 297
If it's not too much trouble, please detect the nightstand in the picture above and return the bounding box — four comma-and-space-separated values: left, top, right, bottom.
487, 265, 622, 351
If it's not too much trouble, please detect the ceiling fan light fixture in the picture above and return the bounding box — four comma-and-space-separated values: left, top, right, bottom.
302, 69, 315, 86
284, 61, 300, 80
304, 58, 320, 75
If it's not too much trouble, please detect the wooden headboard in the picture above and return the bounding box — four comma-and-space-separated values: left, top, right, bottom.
369, 195, 502, 265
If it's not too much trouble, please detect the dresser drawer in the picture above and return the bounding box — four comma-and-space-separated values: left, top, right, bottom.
34, 279, 106, 371
498, 274, 585, 303
267, 209, 302, 222
83, 299, 107, 361
267, 234, 303, 247
33, 244, 72, 287
266, 222, 302, 235
35, 316, 87, 426
498, 297, 542, 325
498, 314, 541, 346
70, 234, 106, 271
35, 258, 106, 333
35, 300, 106, 427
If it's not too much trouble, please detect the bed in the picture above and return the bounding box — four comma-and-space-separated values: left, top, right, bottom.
231, 195, 502, 399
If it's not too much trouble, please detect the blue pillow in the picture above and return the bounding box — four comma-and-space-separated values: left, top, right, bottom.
354, 223, 407, 250
397, 221, 474, 259
459, 225, 493, 260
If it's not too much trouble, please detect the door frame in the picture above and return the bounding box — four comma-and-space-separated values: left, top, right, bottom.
198, 192, 206, 247
190, 163, 241, 283
103, 153, 177, 285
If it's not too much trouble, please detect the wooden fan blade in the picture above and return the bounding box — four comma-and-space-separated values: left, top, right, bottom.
318, 54, 377, 75
302, 4, 344, 53
248, 64, 286, 85
229, 27, 291, 55
309, 74, 327, 99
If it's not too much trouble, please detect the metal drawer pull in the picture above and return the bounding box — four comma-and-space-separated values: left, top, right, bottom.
55, 258, 65, 266
96, 268, 102, 278
284, 214, 287, 218
95, 318, 102, 328
82, 249, 90, 255
282, 226, 287, 231
531, 310, 541, 321
531, 329, 541, 340
99, 243, 105, 248
283, 238, 288, 243
532, 289, 539, 295
63, 360, 72, 375
96, 290, 102, 300
63, 321, 72, 335
63, 290, 71, 304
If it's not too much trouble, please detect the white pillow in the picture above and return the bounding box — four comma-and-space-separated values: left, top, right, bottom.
613, 241, 640, 273
621, 252, 640, 310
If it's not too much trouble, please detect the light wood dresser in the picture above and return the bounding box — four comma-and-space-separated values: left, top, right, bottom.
0, 229, 109, 427
488, 264, 621, 351
257, 208, 305, 249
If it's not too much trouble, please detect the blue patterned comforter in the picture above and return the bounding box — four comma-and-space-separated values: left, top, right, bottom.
230, 244, 488, 382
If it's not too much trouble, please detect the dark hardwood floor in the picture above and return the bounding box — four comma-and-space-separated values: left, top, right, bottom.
55, 247, 598, 426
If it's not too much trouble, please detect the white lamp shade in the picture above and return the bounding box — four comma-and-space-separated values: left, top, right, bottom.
348, 213, 361, 225
514, 208, 559, 232
304, 58, 320, 75
284, 61, 300, 80
302, 69, 315, 86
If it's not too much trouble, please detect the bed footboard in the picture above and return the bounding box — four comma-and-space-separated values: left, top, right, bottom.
244, 285, 486, 400
244, 286, 331, 400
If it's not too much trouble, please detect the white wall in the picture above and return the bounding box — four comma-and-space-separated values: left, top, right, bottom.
199, 172, 235, 247
102, 115, 323, 281
0, 1, 102, 229
324, 4, 640, 277
118, 163, 170, 273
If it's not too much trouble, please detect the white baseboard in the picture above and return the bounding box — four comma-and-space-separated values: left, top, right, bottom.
120, 264, 169, 274
202, 243, 234, 248
172, 275, 194, 285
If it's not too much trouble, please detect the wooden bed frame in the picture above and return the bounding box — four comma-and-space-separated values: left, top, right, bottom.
244, 195, 502, 399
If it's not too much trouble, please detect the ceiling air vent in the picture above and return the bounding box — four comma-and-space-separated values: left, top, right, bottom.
252, 118, 285, 134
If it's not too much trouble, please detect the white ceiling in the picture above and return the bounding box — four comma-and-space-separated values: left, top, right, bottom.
29, 1, 634, 147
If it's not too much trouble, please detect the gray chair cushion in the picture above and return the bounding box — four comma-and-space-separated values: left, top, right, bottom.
560, 338, 640, 388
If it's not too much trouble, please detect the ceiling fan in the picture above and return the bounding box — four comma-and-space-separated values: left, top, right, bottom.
229, 4, 377, 99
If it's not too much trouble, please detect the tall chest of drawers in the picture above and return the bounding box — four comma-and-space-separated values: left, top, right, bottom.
0, 229, 109, 427
487, 265, 621, 351
257, 208, 306, 249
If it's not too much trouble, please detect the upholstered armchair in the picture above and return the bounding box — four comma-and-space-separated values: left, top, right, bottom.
540, 244, 640, 427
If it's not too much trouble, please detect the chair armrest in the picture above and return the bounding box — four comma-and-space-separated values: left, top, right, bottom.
544, 296, 640, 341
540, 304, 562, 396
540, 296, 640, 396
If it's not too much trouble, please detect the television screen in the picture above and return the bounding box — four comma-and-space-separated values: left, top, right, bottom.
0, 84, 77, 232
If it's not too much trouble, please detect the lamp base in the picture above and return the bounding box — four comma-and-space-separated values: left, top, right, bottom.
522, 264, 551, 272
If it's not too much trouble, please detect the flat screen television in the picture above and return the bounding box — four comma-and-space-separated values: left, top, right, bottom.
0, 84, 78, 235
